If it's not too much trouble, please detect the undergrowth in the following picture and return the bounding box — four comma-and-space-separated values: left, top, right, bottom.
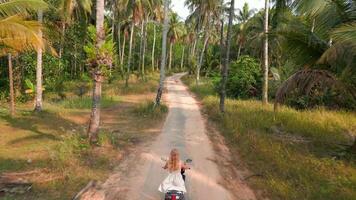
183, 75, 356, 200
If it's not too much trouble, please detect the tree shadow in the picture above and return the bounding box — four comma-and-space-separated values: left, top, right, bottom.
0, 110, 80, 145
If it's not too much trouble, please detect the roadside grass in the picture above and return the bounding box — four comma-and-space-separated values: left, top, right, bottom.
182, 75, 356, 200
0, 73, 166, 200
132, 101, 168, 120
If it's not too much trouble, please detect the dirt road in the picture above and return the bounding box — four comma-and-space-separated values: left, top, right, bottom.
94, 73, 256, 200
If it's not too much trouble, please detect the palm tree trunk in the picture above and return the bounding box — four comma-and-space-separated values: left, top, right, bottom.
237, 43, 242, 58
59, 22, 65, 58
88, 0, 105, 144
219, 19, 224, 70
126, 23, 134, 87
155, 0, 169, 105
169, 42, 173, 70
196, 32, 209, 84
139, 21, 144, 77
8, 54, 15, 117
262, 0, 269, 105
121, 33, 126, 66
34, 10, 43, 112
141, 20, 148, 79
191, 37, 197, 58
152, 23, 156, 71
219, 0, 235, 113
180, 45, 185, 70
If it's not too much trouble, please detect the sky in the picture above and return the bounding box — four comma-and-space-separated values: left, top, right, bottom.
172, 0, 265, 20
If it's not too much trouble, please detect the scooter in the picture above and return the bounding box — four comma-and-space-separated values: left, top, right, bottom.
161, 158, 192, 200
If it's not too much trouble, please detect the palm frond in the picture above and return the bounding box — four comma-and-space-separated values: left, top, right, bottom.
331, 22, 356, 47
292, 0, 328, 16
0, 0, 47, 17
0, 15, 43, 51
274, 69, 341, 109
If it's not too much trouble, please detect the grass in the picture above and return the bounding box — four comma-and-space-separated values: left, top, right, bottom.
0, 73, 166, 200
132, 101, 168, 120
59, 96, 120, 109
183, 75, 356, 200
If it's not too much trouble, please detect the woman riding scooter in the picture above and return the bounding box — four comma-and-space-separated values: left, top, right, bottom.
158, 149, 190, 200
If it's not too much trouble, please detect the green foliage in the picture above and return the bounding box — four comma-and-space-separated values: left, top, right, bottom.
132, 101, 168, 119
186, 77, 356, 200
213, 56, 262, 99
83, 24, 115, 74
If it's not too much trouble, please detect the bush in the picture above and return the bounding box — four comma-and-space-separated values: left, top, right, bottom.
213, 56, 262, 99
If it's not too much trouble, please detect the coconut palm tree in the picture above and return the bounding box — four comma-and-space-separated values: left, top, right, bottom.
275, 0, 356, 107
262, 0, 270, 105
87, 0, 106, 144
58, 0, 91, 58
155, 0, 169, 105
185, 0, 224, 83
235, 3, 256, 58
219, 0, 234, 112
167, 12, 184, 70
148, 0, 163, 71
0, 0, 47, 116
34, 9, 43, 112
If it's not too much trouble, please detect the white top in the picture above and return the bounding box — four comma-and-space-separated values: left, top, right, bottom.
158, 163, 187, 193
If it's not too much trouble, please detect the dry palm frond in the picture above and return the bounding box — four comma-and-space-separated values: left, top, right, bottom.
0, 0, 47, 17
274, 70, 341, 110
0, 15, 43, 51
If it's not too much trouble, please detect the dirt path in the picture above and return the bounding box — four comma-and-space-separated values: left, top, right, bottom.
87, 73, 256, 200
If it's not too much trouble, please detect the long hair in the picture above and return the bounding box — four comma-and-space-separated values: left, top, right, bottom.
168, 149, 180, 172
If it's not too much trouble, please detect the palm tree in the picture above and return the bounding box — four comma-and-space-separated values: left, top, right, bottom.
87, 0, 106, 144
8, 53, 15, 116
236, 3, 255, 58
58, 0, 92, 58
219, 0, 234, 112
34, 9, 43, 112
167, 12, 184, 70
186, 0, 223, 83
262, 0, 270, 105
180, 31, 189, 70
149, 0, 163, 71
274, 0, 356, 107
155, 0, 169, 105
0, 0, 47, 116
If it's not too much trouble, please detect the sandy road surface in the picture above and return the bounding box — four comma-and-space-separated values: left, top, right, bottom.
94, 73, 256, 200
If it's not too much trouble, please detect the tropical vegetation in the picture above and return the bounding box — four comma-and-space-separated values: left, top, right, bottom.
0, 0, 355, 199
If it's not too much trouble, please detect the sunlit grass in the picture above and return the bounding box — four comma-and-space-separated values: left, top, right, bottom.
0, 73, 165, 200
183, 75, 356, 200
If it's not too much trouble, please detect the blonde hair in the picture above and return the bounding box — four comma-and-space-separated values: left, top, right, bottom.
167, 149, 180, 172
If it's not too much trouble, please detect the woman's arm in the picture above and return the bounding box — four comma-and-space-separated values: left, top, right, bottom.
181, 162, 190, 170
163, 161, 168, 169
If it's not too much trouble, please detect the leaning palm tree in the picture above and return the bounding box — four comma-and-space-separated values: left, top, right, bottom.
186, 0, 223, 83
155, 0, 169, 105
219, 0, 234, 113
